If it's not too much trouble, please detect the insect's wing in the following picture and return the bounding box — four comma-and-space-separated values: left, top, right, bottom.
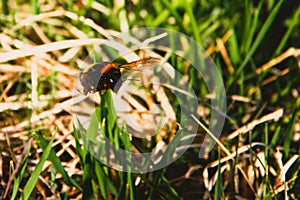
120, 57, 161, 70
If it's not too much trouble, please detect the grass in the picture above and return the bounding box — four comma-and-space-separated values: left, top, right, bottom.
0, 0, 299, 199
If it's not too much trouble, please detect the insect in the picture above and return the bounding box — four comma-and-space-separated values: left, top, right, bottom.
79, 57, 161, 95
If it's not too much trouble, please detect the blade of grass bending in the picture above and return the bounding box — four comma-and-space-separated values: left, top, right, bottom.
21, 133, 55, 200
34, 133, 82, 191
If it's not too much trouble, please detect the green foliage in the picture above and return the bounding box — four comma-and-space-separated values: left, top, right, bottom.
21, 133, 55, 200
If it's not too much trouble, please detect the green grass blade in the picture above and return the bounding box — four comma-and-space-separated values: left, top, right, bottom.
231, 0, 284, 85
127, 172, 134, 200
270, 126, 281, 149
160, 0, 184, 30
214, 148, 222, 200
34, 133, 82, 191
283, 105, 297, 158
1, 0, 9, 15
274, 6, 300, 56
161, 176, 180, 199
94, 164, 117, 199
243, 1, 263, 54
11, 142, 32, 200
228, 29, 241, 65
30, 0, 40, 14
185, 2, 200, 42
21, 133, 55, 200
73, 122, 88, 166
241, 0, 252, 53
264, 123, 269, 198
82, 154, 94, 200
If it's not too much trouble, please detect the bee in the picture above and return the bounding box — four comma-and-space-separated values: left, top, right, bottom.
79, 57, 161, 95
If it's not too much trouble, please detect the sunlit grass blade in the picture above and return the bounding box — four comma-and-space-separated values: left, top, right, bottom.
73, 121, 89, 166
228, 29, 241, 65
21, 133, 55, 200
270, 126, 282, 149
34, 133, 82, 191
30, 0, 40, 14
